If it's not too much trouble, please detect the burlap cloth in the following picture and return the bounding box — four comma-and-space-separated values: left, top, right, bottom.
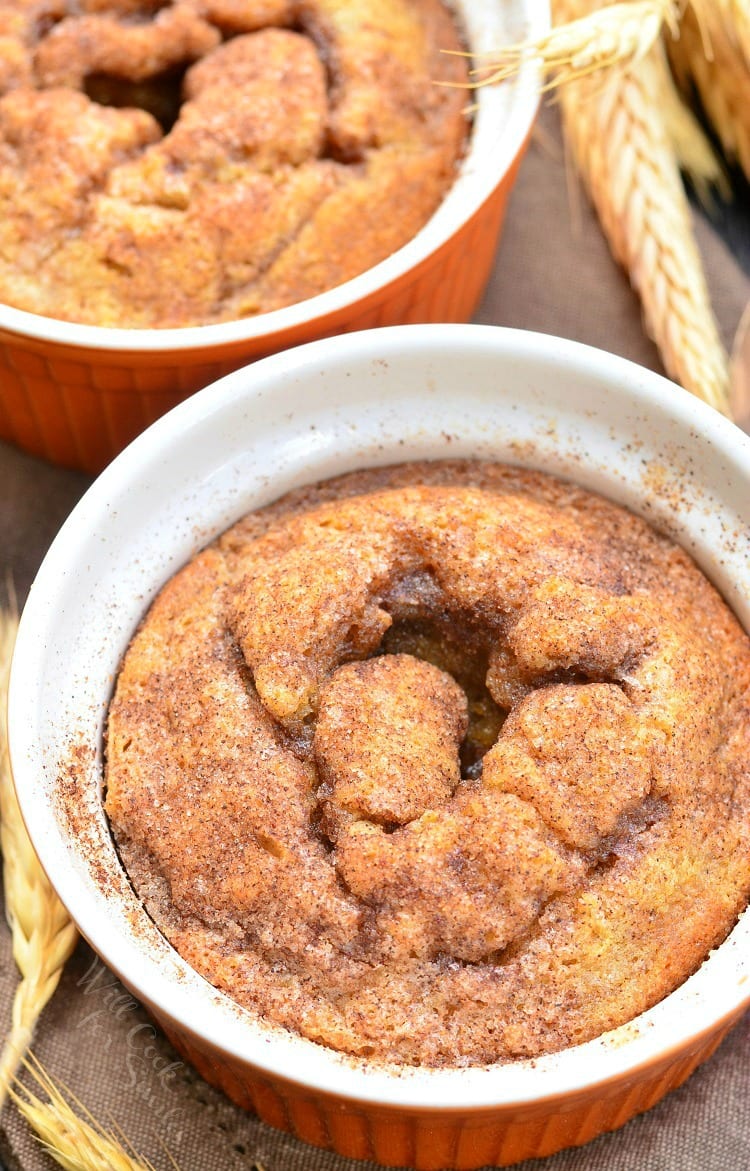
1, 105, 749, 1171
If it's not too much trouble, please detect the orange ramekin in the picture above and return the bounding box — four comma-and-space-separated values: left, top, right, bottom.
9, 326, 750, 1169
0, 0, 545, 474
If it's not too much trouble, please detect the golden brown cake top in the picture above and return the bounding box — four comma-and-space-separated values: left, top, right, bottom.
105, 461, 750, 1066
0, 0, 468, 327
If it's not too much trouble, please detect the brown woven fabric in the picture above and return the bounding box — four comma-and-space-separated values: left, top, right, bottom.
1, 104, 749, 1171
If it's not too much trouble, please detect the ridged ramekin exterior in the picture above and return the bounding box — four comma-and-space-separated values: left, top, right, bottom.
154, 1009, 741, 1169
0, 139, 524, 474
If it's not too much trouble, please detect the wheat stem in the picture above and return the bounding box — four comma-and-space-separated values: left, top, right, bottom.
0, 605, 78, 1108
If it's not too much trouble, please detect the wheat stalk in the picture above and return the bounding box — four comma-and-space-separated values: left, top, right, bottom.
10, 1055, 163, 1171
670, 2, 750, 183
454, 0, 678, 89
551, 0, 730, 414
454, 0, 732, 411
455, 0, 724, 196
456, 0, 725, 195
0, 604, 78, 1107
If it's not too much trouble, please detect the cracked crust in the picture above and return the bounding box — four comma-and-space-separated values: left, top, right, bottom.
0, 0, 468, 327
104, 460, 750, 1066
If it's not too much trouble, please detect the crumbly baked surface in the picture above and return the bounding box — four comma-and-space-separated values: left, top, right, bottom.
105, 461, 750, 1066
0, 0, 468, 327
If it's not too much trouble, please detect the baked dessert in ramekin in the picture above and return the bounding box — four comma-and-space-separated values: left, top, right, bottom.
0, 1, 544, 473
12, 324, 749, 1167
0, 0, 468, 328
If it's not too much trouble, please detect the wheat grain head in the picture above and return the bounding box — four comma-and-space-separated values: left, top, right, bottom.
655, 44, 728, 202
552, 0, 730, 413
11, 1055, 161, 1171
459, 0, 677, 90
671, 3, 750, 184
0, 605, 78, 1107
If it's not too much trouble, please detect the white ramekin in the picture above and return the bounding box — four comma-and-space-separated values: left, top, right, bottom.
9, 325, 750, 1168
